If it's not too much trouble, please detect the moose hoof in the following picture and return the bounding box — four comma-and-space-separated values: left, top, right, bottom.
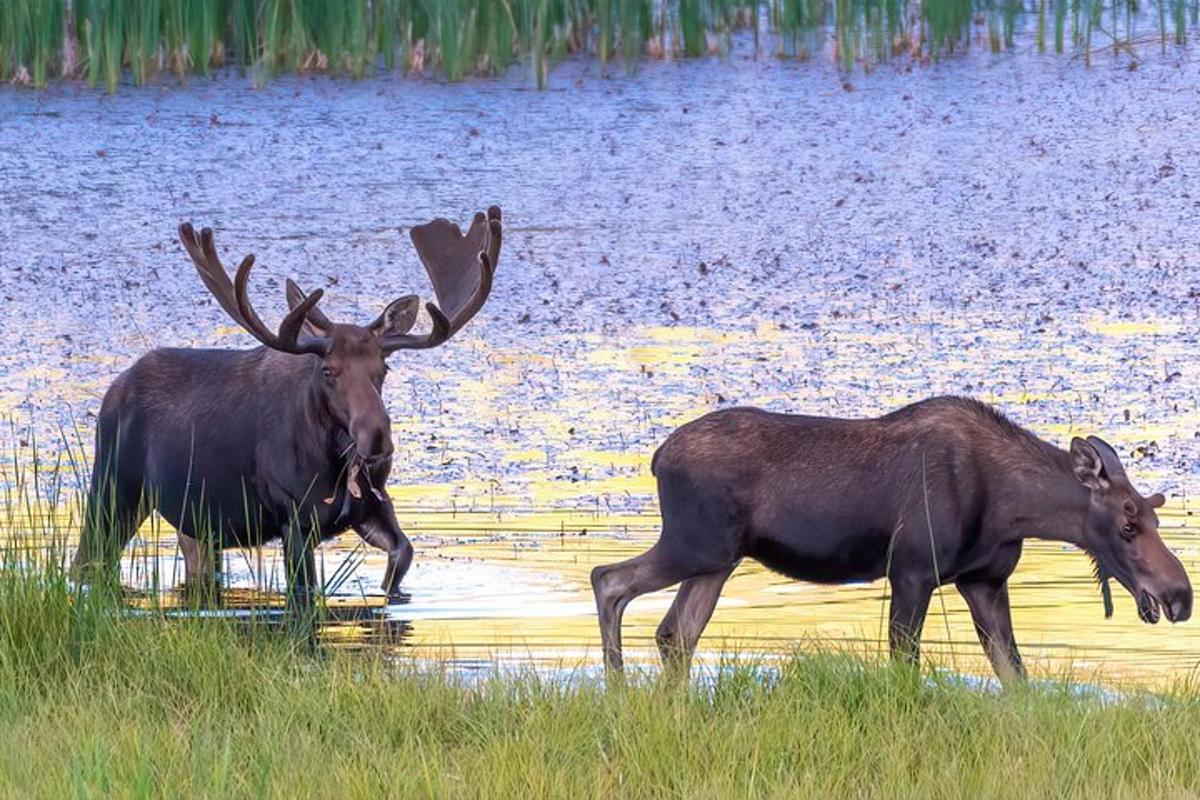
383, 584, 411, 604
180, 578, 222, 608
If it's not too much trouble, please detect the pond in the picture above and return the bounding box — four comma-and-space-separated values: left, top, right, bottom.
1, 45, 1198, 686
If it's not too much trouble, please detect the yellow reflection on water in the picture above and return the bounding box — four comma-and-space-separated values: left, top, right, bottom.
6, 316, 1200, 687
393, 505, 1200, 686
1084, 319, 1182, 337
66, 497, 1198, 689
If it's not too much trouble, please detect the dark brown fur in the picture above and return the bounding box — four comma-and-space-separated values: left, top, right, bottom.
72, 337, 413, 609
72, 209, 502, 612
594, 396, 1192, 682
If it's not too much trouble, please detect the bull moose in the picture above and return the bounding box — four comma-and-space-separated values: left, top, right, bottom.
71, 206, 502, 611
592, 396, 1192, 682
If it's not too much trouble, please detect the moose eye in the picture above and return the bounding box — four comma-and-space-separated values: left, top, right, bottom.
321, 366, 335, 383
1120, 523, 1138, 540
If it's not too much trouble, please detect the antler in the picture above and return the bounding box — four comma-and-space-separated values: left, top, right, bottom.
381, 206, 502, 353
178, 223, 330, 356
285, 279, 336, 336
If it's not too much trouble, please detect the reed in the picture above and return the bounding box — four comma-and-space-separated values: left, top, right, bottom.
0, 0, 1197, 91
2, 508, 1200, 797
2, 425, 1200, 797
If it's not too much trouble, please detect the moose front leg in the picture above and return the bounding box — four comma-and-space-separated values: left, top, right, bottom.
957, 578, 1025, 684
888, 575, 934, 667
282, 522, 318, 618
354, 500, 413, 600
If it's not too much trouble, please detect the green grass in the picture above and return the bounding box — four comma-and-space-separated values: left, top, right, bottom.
1, 449, 1200, 799
0, 0, 1196, 92
2, 555, 1200, 799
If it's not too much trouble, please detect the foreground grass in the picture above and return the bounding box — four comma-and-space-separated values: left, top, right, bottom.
1, 562, 1199, 799
1, 451, 1198, 797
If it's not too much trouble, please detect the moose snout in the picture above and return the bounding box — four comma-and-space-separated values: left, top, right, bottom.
1163, 585, 1193, 623
1153, 550, 1193, 623
350, 420, 393, 463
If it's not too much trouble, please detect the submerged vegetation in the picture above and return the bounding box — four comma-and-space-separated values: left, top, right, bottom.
0, 0, 1197, 92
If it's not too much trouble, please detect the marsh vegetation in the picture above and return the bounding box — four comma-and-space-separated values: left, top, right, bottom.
2, 46, 1198, 682
1, 21, 1199, 795
3, 529, 1200, 798
1, 0, 1198, 91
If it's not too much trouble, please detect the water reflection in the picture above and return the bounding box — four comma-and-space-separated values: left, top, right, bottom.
119, 586, 412, 648
2, 52, 1199, 687
87, 494, 1199, 688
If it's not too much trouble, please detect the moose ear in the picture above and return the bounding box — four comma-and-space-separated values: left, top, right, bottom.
1147, 493, 1166, 509
371, 295, 421, 339
1070, 437, 1109, 492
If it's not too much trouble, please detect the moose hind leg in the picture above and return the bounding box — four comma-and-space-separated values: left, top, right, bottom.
656, 564, 736, 677
72, 473, 147, 584
178, 533, 222, 604
591, 542, 710, 675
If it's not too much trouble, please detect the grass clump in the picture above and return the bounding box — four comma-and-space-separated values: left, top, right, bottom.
1, 438, 1197, 798
0, 0, 1197, 92
0, 542, 1199, 799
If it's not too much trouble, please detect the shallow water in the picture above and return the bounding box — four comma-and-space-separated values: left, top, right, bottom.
1, 46, 1199, 685
85, 499, 1197, 685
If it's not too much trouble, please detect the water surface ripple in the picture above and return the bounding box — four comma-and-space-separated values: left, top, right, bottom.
1, 50, 1199, 683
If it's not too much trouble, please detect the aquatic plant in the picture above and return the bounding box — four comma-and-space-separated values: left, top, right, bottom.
0, 423, 1198, 797
0, 344, 1196, 800
0, 0, 1196, 91
3, 521, 1200, 797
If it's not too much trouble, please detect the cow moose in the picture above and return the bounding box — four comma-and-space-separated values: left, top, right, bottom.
71, 206, 502, 612
592, 396, 1193, 682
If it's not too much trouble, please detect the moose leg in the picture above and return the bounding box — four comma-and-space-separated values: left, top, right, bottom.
178, 533, 222, 604
282, 522, 318, 617
887, 575, 934, 667
957, 578, 1025, 684
655, 565, 736, 677
354, 502, 413, 600
591, 543, 706, 675
72, 474, 147, 584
